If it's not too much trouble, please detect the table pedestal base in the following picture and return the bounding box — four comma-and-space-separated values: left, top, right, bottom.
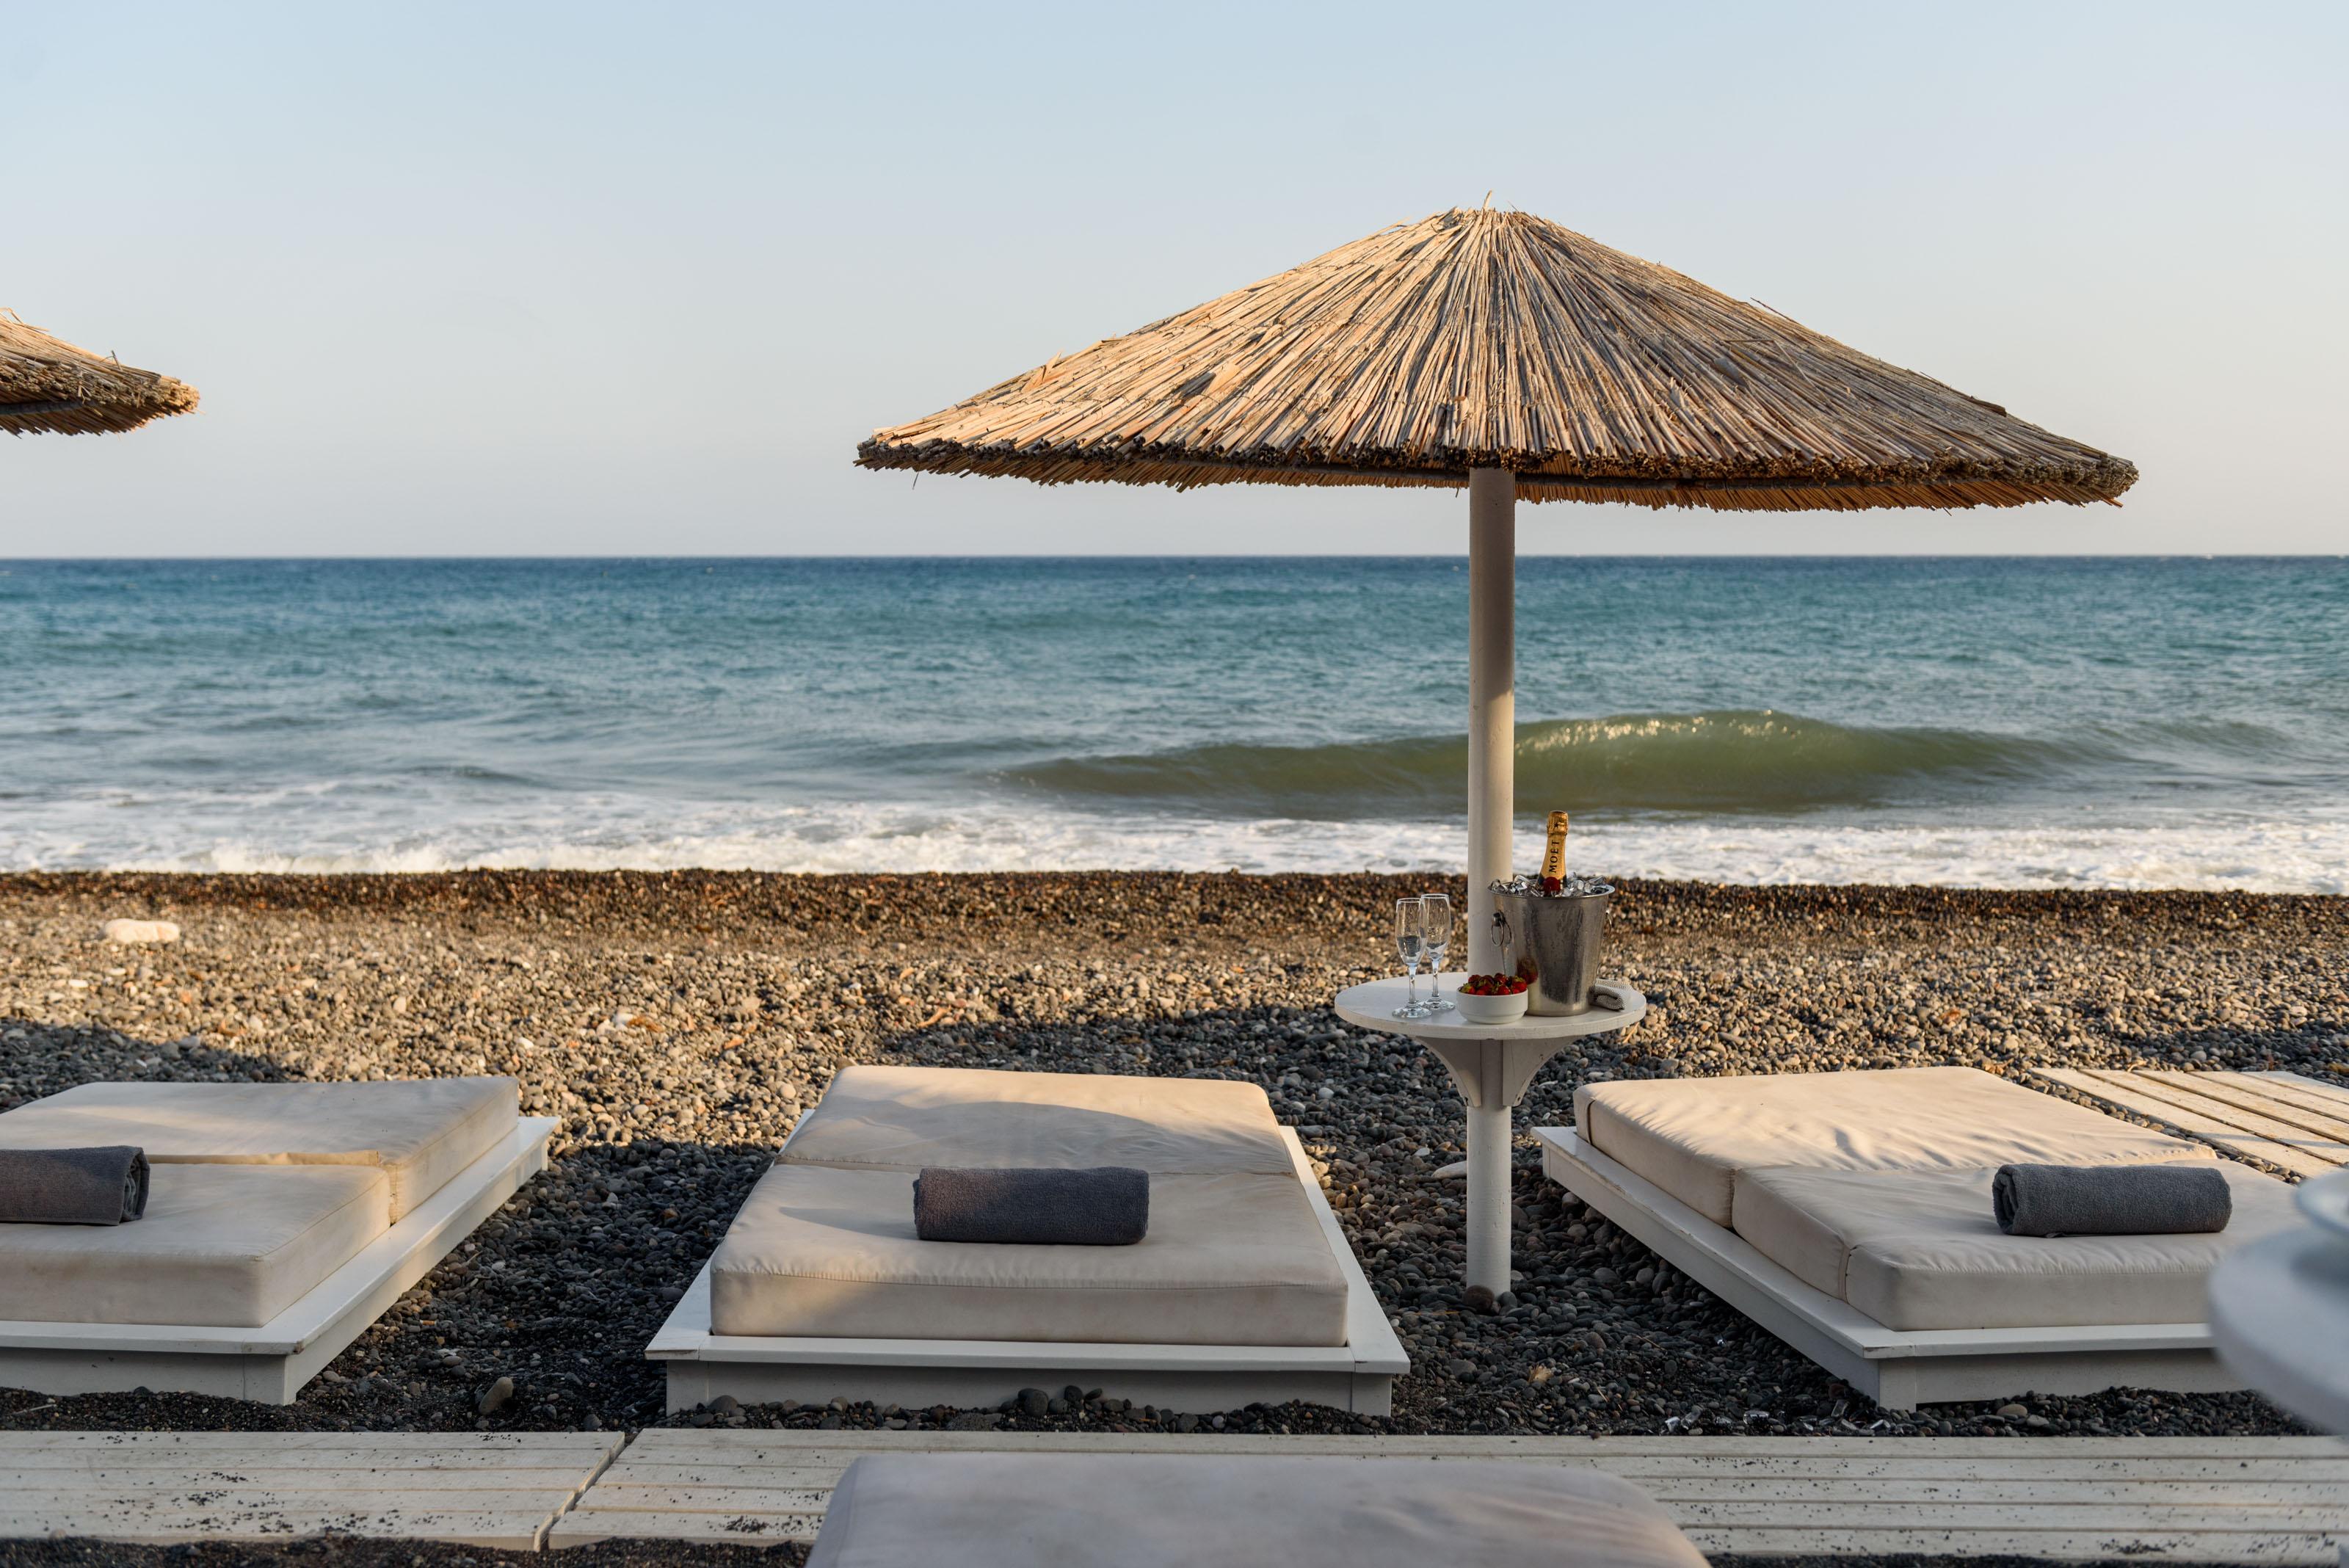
1426, 1038, 1571, 1299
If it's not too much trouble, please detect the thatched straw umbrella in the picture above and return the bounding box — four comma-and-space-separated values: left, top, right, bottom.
861, 206, 2135, 965
1, 311, 199, 435
863, 205, 2135, 1299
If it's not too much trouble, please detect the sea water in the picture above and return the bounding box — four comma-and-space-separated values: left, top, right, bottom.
1, 556, 2342, 892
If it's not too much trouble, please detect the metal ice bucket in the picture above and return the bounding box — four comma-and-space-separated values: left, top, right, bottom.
1489, 882, 1613, 1016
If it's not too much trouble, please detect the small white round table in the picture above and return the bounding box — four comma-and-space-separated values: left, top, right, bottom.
1334, 973, 1646, 1298
2207, 1224, 2349, 1435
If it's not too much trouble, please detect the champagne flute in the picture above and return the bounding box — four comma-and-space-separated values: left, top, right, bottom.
1392, 898, 1428, 1018
1419, 893, 1454, 1010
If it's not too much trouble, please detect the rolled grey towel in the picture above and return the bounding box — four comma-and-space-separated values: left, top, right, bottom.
1994, 1162, 2231, 1237
0, 1146, 150, 1225
913, 1166, 1148, 1246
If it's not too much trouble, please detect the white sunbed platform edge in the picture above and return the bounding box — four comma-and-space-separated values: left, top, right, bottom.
1534, 1126, 2242, 1412
0, 1116, 558, 1405
647, 1127, 1409, 1416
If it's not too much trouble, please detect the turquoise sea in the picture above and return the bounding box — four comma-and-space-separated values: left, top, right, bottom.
2, 557, 2344, 891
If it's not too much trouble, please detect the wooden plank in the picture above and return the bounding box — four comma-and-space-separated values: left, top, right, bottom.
0, 1506, 563, 1552
1617, 1478, 2349, 1503
557, 1484, 837, 1512
0, 1489, 581, 1510
0, 1442, 611, 1460
571, 1476, 2349, 1511
614, 1429, 2347, 1457
581, 1473, 2349, 1506
2103, 1072, 2349, 1147
567, 1431, 2349, 1558
1663, 1503, 2349, 1528
597, 1455, 2349, 1485
548, 1514, 2342, 1561
2130, 1072, 2349, 1161
0, 1431, 620, 1550
0, 1431, 615, 1450
2038, 1064, 2328, 1175
1679, 1528, 2339, 1562
601, 1455, 2349, 1474
0, 1464, 615, 1492
548, 1503, 2347, 1559
548, 1507, 822, 1547
2160, 1071, 2349, 1125
2035, 1070, 2346, 1176
2244, 1071, 2349, 1120
0, 1458, 614, 1478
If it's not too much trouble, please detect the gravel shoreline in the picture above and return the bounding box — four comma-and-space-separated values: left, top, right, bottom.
1, 871, 2341, 1442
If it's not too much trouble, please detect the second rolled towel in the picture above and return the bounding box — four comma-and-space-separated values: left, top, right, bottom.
1994, 1161, 2232, 1237
913, 1166, 1149, 1246
0, 1145, 150, 1225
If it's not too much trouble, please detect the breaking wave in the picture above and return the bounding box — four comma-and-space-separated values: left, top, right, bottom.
1006, 710, 2237, 818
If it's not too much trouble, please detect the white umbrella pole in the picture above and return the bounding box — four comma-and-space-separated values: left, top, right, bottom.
1462, 468, 1516, 1299
1466, 467, 1515, 972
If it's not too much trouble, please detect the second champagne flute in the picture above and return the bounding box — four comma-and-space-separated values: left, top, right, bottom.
1419, 893, 1454, 1010
1392, 898, 1428, 1018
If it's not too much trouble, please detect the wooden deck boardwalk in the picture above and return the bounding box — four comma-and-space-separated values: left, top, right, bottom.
2034, 1068, 2349, 1178
0, 1430, 622, 1551
0, 1429, 2337, 1557
552, 1431, 2349, 1561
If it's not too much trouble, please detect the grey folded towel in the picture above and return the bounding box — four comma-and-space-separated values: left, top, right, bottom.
912, 1166, 1149, 1246
1993, 1162, 2231, 1237
0, 1145, 150, 1226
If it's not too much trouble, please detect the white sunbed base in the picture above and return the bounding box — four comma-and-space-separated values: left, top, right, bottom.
1535, 1127, 2242, 1412
0, 1117, 557, 1405
648, 1128, 1408, 1417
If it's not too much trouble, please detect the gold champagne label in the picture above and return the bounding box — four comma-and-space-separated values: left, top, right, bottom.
1538, 810, 1570, 885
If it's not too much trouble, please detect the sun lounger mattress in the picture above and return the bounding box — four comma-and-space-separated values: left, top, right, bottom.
780, 1064, 1295, 1176
807, 1452, 1709, 1568
0, 1076, 520, 1222
709, 1163, 1348, 1345
1731, 1162, 2301, 1329
0, 1164, 391, 1328
1575, 1067, 2210, 1227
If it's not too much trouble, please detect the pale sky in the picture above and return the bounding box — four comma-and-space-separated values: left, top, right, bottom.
3, 1, 2343, 556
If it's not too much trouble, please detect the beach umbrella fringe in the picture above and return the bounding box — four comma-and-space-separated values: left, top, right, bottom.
1, 311, 199, 436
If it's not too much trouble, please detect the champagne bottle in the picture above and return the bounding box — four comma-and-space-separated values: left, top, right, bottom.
1537, 810, 1569, 893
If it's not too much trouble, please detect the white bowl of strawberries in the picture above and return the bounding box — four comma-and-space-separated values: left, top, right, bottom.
1453, 973, 1531, 1026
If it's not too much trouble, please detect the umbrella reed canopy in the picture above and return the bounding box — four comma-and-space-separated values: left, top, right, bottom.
860, 207, 2135, 511
1, 311, 200, 435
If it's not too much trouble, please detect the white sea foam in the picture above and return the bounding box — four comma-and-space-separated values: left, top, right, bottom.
8, 795, 2342, 893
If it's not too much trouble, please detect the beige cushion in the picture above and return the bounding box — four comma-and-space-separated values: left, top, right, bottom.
1732, 1162, 2301, 1329
0, 1164, 390, 1328
782, 1065, 1293, 1176
1576, 1068, 2210, 1227
807, 1453, 1708, 1568
710, 1162, 1348, 1346
0, 1078, 518, 1223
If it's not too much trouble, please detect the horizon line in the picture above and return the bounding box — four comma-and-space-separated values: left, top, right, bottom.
3, 553, 2344, 565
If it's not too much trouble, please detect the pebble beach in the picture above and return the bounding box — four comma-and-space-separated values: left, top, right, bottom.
1, 870, 2342, 1445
